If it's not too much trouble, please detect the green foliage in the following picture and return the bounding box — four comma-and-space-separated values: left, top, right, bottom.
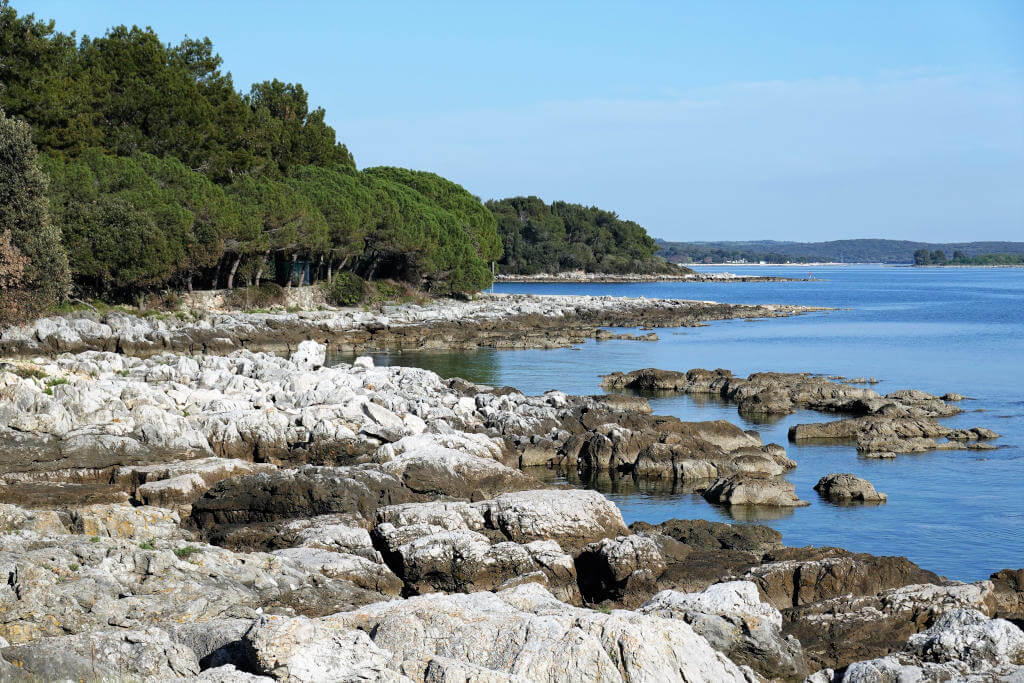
365, 167, 502, 262
0, 4, 354, 180
487, 196, 676, 275
138, 539, 156, 550
0, 2, 499, 303
286, 164, 373, 263
0, 107, 71, 309
323, 272, 366, 306
916, 249, 1024, 266
42, 149, 245, 296
173, 545, 202, 560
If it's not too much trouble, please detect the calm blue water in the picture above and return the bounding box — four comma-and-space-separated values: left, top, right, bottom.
343, 266, 1024, 581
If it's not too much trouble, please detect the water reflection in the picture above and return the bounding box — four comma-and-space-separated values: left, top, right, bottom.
529, 466, 798, 522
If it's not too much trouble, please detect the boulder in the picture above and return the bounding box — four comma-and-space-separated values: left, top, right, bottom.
841, 608, 1024, 681
189, 465, 420, 528
480, 489, 629, 551
640, 581, 807, 679
137, 472, 209, 510
0, 627, 199, 680
702, 473, 809, 507
576, 534, 666, 607
241, 614, 400, 683
270, 547, 403, 595
376, 500, 486, 532
67, 503, 183, 540
814, 473, 887, 503
630, 518, 782, 553
990, 568, 1024, 624
373, 523, 580, 604
784, 581, 995, 671
744, 549, 941, 609
322, 583, 755, 682
379, 447, 540, 500
290, 341, 326, 371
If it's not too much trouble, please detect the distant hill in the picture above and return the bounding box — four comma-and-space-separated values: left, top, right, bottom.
656, 239, 1024, 264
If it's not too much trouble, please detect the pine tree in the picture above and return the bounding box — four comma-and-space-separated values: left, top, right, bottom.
0, 108, 71, 311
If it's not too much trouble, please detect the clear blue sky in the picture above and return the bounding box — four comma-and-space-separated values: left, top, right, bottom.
17, 0, 1024, 242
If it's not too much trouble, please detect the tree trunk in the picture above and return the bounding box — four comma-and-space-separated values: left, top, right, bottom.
212, 258, 223, 290
226, 254, 242, 290
186, 272, 193, 293
315, 255, 324, 284
286, 252, 298, 288
327, 260, 333, 282
254, 250, 270, 287
366, 254, 379, 282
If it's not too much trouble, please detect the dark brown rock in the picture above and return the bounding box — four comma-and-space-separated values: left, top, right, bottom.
629, 518, 783, 553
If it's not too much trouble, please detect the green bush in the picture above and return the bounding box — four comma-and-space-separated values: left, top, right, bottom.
322, 271, 366, 306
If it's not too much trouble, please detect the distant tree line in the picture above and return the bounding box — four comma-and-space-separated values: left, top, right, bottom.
913, 249, 1024, 266
658, 239, 1024, 264
0, 1, 499, 316
659, 245, 818, 264
488, 196, 681, 275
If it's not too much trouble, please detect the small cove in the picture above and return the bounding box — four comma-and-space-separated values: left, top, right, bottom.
330, 265, 1024, 581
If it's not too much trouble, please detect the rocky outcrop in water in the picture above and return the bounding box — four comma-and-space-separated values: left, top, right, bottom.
702, 472, 810, 507
601, 366, 1001, 455
790, 416, 999, 454
601, 368, 963, 418
813, 473, 887, 503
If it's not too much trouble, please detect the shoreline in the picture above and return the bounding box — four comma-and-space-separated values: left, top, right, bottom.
0, 343, 1021, 680
681, 262, 853, 267
0, 292, 827, 359
495, 271, 802, 283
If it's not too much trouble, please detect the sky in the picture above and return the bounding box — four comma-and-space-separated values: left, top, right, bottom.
16, 1, 1024, 242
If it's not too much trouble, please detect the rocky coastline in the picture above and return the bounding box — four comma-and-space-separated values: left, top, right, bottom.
0, 338, 1021, 681
0, 293, 823, 359
496, 272, 803, 283
601, 367, 1000, 456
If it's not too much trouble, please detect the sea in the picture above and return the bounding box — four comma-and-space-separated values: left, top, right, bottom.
334, 265, 1024, 581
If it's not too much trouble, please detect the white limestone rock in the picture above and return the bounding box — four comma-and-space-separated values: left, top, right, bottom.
290, 341, 326, 371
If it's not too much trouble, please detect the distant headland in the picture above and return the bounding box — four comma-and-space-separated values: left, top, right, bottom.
657, 238, 1024, 265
